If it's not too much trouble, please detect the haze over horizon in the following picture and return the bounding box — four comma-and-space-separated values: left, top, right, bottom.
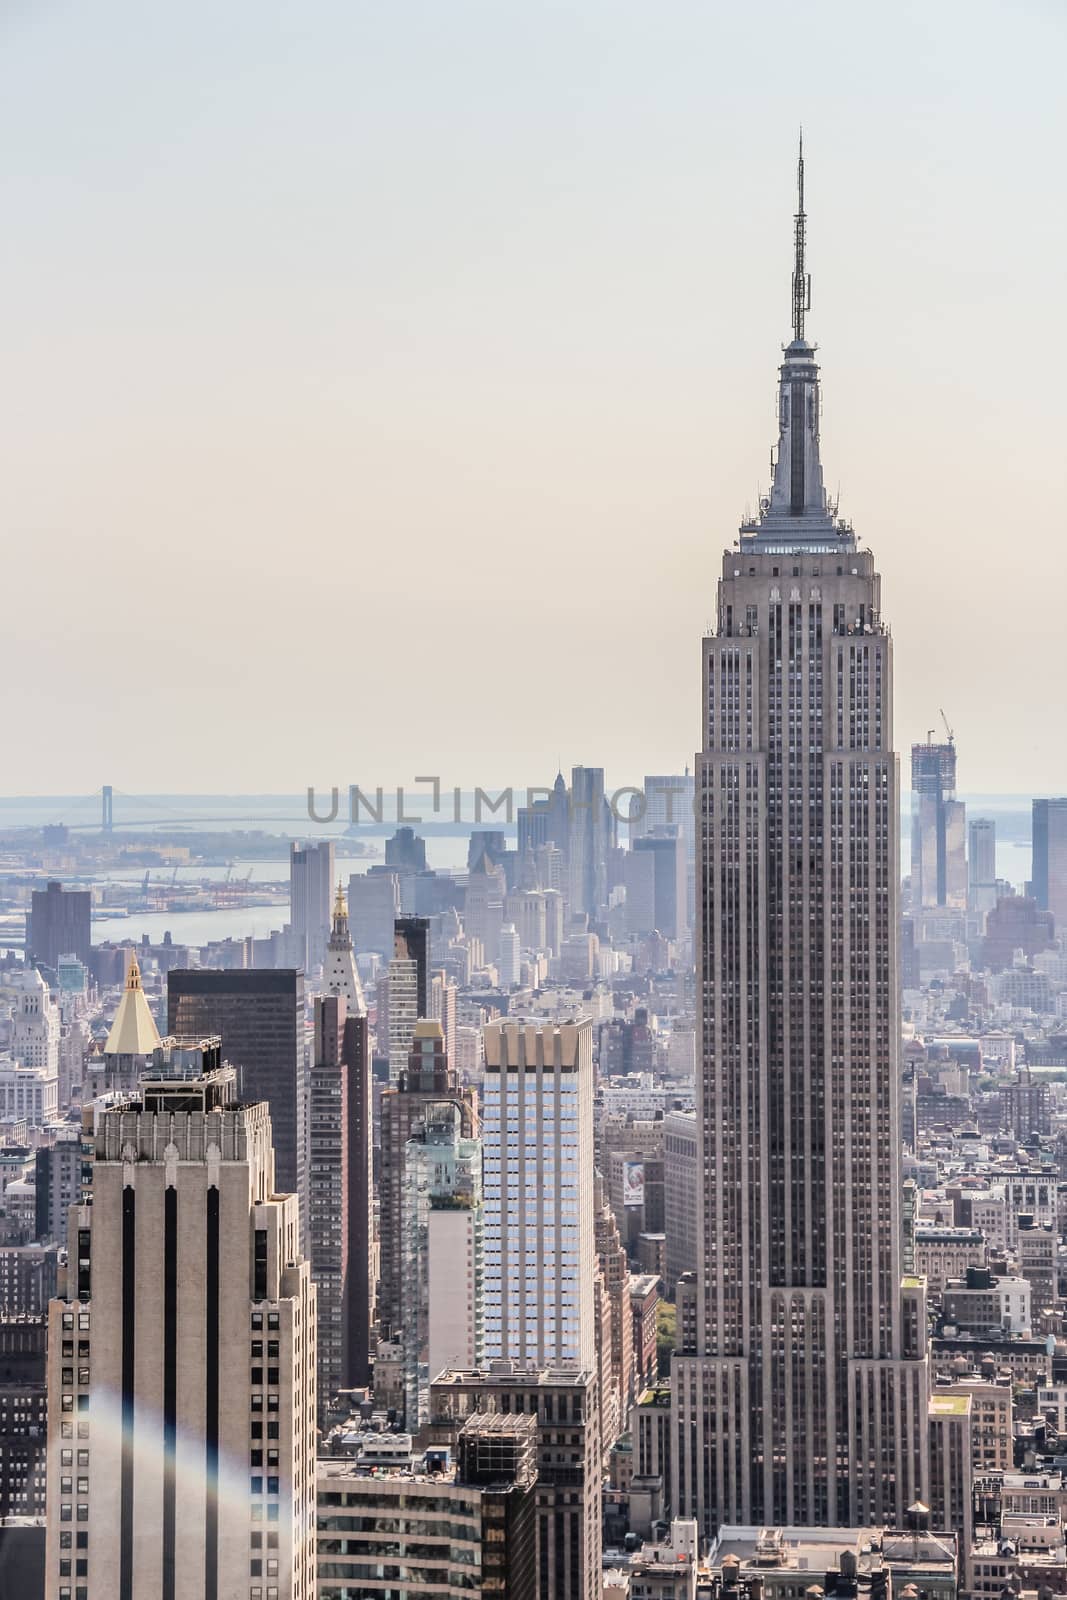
1, 0, 1063, 793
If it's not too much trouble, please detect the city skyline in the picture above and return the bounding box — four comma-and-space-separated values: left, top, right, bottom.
5, 9, 1067, 1596
0, 1, 1063, 792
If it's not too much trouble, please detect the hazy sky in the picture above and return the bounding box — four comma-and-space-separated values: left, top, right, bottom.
1, 0, 1063, 796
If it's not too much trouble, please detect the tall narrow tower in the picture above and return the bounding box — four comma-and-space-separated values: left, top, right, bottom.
673, 145, 928, 1534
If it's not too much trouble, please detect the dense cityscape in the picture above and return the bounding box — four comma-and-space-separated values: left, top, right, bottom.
1, 139, 1066, 1598
2, 0, 1066, 1586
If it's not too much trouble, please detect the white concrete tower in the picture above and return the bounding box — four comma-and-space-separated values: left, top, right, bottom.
481, 1018, 595, 1371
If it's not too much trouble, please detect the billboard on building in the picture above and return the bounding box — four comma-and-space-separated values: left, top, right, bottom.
622, 1160, 645, 1208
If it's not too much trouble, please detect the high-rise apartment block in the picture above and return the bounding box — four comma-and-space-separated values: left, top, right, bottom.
673, 150, 929, 1534
27, 881, 91, 972
482, 1019, 595, 1370
289, 840, 335, 974
44, 1065, 316, 1599
1032, 798, 1067, 929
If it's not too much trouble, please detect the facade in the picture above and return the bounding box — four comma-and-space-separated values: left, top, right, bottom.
289, 839, 335, 974
308, 993, 364, 1414
482, 1018, 596, 1370
0, 1247, 60, 1317
911, 741, 966, 911
387, 916, 430, 1081
927, 1393, 974, 1576
27, 882, 91, 972
663, 1109, 699, 1293
43, 1066, 317, 1600
464, 855, 506, 967
321, 888, 373, 1389
428, 1365, 601, 1600
377, 1021, 477, 1343
34, 1128, 87, 1247
1032, 798, 1067, 929
673, 153, 929, 1534
316, 1415, 537, 1600
594, 1174, 633, 1448
10, 968, 60, 1082
306, 889, 374, 1402
0, 1060, 57, 1127
0, 1314, 47, 1517
568, 766, 615, 918
627, 835, 687, 941
167, 967, 305, 1201
913, 1227, 986, 1297
942, 1267, 1031, 1336
968, 818, 998, 914
498, 923, 521, 986
400, 1100, 483, 1426
346, 869, 400, 960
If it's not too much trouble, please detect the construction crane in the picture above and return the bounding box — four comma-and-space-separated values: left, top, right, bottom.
939, 707, 955, 746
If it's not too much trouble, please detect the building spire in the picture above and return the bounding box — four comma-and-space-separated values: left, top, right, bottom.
792, 130, 810, 344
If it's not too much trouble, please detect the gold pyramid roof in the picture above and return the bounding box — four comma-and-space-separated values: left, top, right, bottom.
104, 951, 162, 1055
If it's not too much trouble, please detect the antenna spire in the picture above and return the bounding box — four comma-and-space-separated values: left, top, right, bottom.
791, 130, 811, 342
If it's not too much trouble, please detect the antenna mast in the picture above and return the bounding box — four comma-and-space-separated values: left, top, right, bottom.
792, 132, 811, 342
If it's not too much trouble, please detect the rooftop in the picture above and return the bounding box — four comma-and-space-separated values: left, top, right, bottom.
930, 1395, 971, 1416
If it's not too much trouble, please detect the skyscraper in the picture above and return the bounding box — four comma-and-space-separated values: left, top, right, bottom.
27, 881, 91, 972
1032, 798, 1067, 929
568, 766, 615, 918
289, 840, 335, 973
968, 817, 998, 915
400, 1099, 483, 1426
309, 888, 373, 1395
377, 1021, 477, 1344
167, 969, 305, 1200
673, 147, 928, 1534
386, 916, 429, 1080
346, 868, 401, 960
481, 1018, 596, 1371
911, 739, 966, 910
44, 1064, 317, 1599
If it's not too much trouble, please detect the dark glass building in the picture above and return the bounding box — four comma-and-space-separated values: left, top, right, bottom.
27, 880, 91, 970
166, 969, 305, 1198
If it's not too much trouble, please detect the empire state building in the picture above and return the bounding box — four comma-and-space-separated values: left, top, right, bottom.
672, 148, 929, 1532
